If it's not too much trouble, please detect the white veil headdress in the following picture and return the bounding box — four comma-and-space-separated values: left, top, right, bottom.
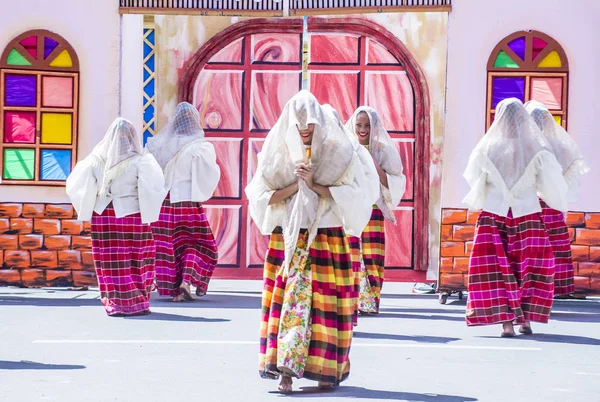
525, 100, 590, 200
91, 118, 143, 197
146, 102, 206, 170
345, 106, 404, 223
257, 91, 355, 274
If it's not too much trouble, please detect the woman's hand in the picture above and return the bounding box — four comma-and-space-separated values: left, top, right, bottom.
295, 163, 314, 189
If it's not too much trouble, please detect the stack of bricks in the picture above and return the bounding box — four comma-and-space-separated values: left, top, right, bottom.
0, 202, 97, 288
440, 208, 600, 295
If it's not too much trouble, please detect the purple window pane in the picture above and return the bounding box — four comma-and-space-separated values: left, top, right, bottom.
507, 37, 526, 61
492, 77, 525, 108
44, 37, 59, 59
5, 74, 37, 107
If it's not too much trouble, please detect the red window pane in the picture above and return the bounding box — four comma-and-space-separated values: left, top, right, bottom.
205, 206, 241, 266
4, 111, 36, 143
194, 70, 243, 130
248, 139, 264, 180
365, 72, 414, 132
252, 34, 301, 64
251, 71, 301, 130
310, 34, 359, 64
208, 138, 242, 199
248, 218, 270, 267
208, 38, 244, 64
395, 141, 414, 200
309, 72, 359, 123
384, 208, 414, 268
367, 38, 400, 65
530, 77, 563, 110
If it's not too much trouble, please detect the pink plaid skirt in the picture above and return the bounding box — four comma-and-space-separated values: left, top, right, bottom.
466, 210, 555, 326
91, 204, 155, 316
151, 194, 218, 297
539, 200, 574, 296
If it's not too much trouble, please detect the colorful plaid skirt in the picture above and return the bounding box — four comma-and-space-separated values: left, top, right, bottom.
91, 204, 156, 316
348, 236, 361, 325
539, 200, 574, 296
151, 194, 218, 297
466, 211, 555, 326
259, 226, 355, 385
349, 207, 385, 314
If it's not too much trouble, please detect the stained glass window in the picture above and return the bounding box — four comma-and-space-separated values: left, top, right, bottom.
0, 30, 79, 185
487, 30, 568, 129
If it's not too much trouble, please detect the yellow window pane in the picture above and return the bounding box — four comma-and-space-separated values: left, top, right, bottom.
41, 113, 72, 144
537, 50, 562, 68
49, 49, 73, 68
553, 115, 562, 125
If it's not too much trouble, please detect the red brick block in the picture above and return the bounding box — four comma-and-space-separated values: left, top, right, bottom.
31, 251, 58, 269
585, 213, 600, 230
46, 269, 73, 286
45, 235, 71, 250
465, 241, 474, 255
574, 229, 600, 246
578, 262, 600, 277
22, 204, 45, 218
453, 257, 470, 273
0, 269, 21, 285
453, 225, 475, 241
568, 228, 575, 243
10, 218, 33, 234
439, 273, 465, 289
467, 211, 481, 225
21, 268, 45, 287
4, 250, 30, 268
0, 250, 3, 266
440, 257, 453, 273
571, 245, 589, 262
73, 270, 98, 287
18, 234, 44, 250
72, 236, 91, 249
442, 209, 467, 225
0, 203, 23, 218
61, 220, 84, 235
81, 250, 94, 267
589, 247, 600, 263
82, 221, 91, 235
574, 275, 591, 292
34, 219, 61, 235
45, 204, 74, 219
0, 235, 18, 249
58, 250, 82, 269
440, 225, 452, 241
589, 278, 600, 295
0, 218, 9, 233
565, 212, 585, 227
441, 241, 466, 257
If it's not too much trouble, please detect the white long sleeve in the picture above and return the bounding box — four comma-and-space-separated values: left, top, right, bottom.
245, 168, 287, 235
190, 142, 220, 202
66, 155, 102, 222
137, 153, 168, 224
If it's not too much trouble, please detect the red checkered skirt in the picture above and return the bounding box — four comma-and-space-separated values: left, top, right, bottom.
466, 211, 555, 326
539, 200, 574, 296
259, 226, 354, 385
91, 204, 155, 316
151, 194, 218, 297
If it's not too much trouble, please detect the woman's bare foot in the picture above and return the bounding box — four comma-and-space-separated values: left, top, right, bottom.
501, 321, 515, 337
179, 282, 195, 301
195, 287, 206, 297
278, 376, 293, 393
318, 381, 335, 390
519, 320, 533, 335
172, 294, 185, 302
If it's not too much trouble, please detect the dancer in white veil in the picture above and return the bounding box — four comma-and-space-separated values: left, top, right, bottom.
345, 106, 406, 315
66, 118, 166, 316
463, 98, 568, 336
525, 100, 590, 297
146, 102, 220, 302
247, 91, 373, 393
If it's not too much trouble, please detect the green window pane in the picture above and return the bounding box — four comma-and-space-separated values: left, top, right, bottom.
493, 50, 519, 68
6, 48, 31, 66
3, 148, 35, 180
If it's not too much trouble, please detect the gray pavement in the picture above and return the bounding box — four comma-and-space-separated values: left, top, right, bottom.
1, 281, 599, 402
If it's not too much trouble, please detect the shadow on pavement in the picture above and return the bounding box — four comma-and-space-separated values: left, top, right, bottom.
479, 333, 600, 346
123, 312, 229, 322
372, 312, 465, 322
276, 386, 477, 401
353, 331, 460, 344
0, 360, 86, 370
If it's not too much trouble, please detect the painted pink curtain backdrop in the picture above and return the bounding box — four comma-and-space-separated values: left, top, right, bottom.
209, 37, 244, 64
367, 39, 400, 65
195, 70, 243, 130
310, 72, 359, 122
310, 34, 359, 64
253, 34, 301, 63
204, 206, 240, 266
251, 71, 301, 130
208, 139, 241, 198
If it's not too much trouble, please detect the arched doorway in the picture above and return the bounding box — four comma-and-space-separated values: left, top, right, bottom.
179, 18, 430, 279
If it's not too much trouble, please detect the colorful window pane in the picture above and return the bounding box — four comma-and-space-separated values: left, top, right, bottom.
531, 77, 562, 110
507, 37, 526, 60
41, 149, 71, 180
553, 115, 562, 125
44, 37, 59, 59
492, 77, 525, 107
3, 111, 36, 144
538, 50, 562, 68
41, 113, 72, 144
49, 49, 73, 68
5, 74, 37, 106
20, 36, 37, 59
532, 37, 548, 60
6, 49, 31, 66
42, 76, 74, 108
493, 50, 519, 68
3, 148, 34, 180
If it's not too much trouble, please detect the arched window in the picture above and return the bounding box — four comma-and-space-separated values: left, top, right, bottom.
0, 30, 79, 185
486, 30, 568, 129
